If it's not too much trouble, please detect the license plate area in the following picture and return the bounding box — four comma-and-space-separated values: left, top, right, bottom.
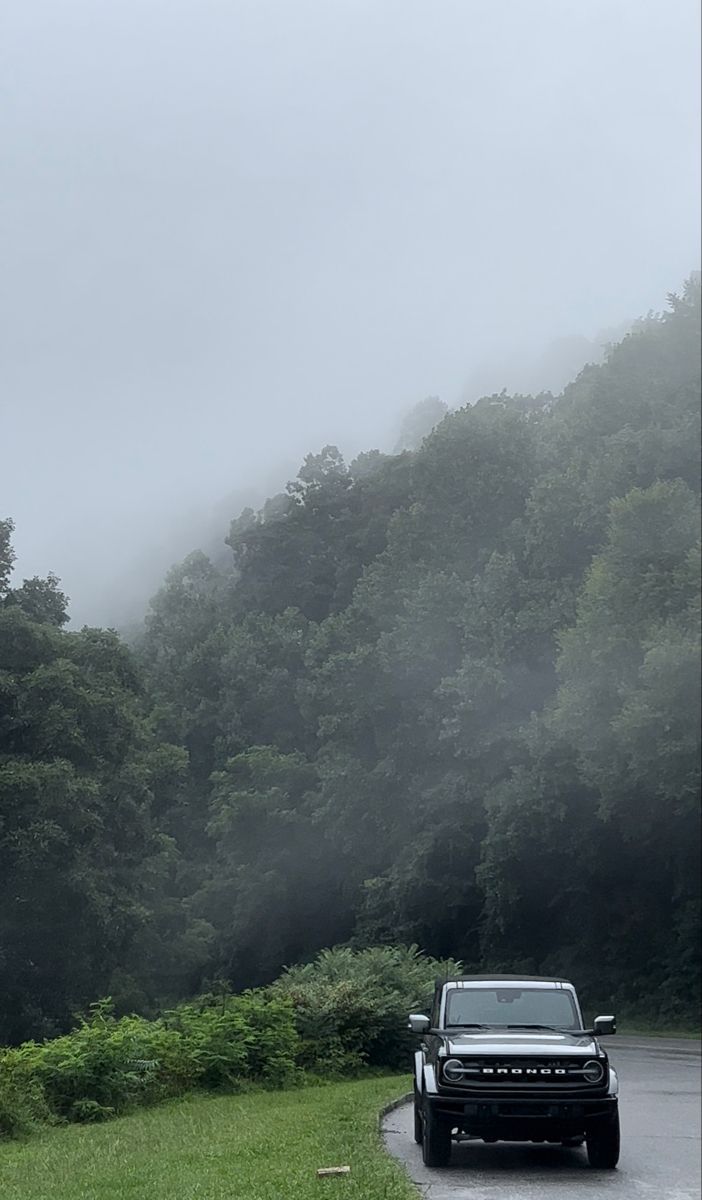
464, 1102, 585, 1119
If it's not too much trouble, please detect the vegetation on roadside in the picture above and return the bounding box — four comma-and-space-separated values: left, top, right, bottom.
0, 990, 299, 1139
617, 1023, 700, 1040
0, 1076, 416, 1200
272, 945, 459, 1075
0, 946, 446, 1141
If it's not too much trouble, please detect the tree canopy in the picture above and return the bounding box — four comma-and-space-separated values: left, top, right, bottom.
2, 278, 699, 1041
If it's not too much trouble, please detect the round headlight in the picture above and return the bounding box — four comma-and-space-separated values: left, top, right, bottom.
443, 1058, 467, 1082
583, 1059, 605, 1083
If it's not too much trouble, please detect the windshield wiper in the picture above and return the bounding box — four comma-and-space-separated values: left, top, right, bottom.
505, 1024, 571, 1031
445, 1023, 490, 1030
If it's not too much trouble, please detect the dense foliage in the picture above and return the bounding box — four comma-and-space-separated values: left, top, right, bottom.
0, 989, 299, 1137
1, 278, 699, 1044
272, 945, 459, 1074
0, 550, 207, 1044
0, 946, 443, 1139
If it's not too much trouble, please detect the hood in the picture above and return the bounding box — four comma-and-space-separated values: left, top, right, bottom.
443, 1031, 600, 1057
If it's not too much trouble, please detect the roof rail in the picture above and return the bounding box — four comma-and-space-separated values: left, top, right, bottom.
435, 974, 573, 985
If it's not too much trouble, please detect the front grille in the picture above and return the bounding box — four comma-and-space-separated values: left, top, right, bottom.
441, 1057, 605, 1091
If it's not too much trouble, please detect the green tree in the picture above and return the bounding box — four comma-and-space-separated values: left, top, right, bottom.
0, 518, 15, 596
198, 747, 348, 987
0, 542, 192, 1039
4, 573, 69, 626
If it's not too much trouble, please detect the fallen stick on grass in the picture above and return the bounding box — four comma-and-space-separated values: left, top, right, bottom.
316, 1165, 351, 1177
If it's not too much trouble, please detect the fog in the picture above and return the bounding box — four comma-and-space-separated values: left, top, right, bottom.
2, 0, 699, 627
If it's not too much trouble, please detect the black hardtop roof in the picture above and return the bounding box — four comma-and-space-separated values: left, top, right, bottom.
435, 974, 573, 986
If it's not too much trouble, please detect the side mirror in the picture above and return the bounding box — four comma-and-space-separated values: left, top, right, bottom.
593, 1014, 616, 1036
408, 1013, 430, 1035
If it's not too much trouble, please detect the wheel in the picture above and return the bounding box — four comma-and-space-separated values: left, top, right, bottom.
586, 1111, 620, 1168
413, 1087, 423, 1145
421, 1101, 451, 1168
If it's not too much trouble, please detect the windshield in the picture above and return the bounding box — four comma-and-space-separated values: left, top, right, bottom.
445, 987, 579, 1029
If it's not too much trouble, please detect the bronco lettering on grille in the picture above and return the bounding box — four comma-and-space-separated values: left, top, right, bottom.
481, 1067, 567, 1075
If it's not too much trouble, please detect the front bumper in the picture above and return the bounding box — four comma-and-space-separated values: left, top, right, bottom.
425, 1091, 618, 1134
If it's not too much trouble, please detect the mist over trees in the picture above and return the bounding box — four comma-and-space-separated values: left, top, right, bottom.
1, 279, 700, 1043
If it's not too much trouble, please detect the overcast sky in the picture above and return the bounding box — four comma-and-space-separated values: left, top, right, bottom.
2, 0, 700, 625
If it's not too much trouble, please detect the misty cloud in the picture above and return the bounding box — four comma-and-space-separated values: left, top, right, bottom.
2, 0, 699, 625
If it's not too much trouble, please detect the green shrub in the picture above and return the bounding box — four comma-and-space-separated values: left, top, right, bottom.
1, 989, 300, 1137
271, 945, 460, 1074
23, 1001, 195, 1121
0, 945, 448, 1141
0, 1047, 52, 1138
166, 991, 300, 1088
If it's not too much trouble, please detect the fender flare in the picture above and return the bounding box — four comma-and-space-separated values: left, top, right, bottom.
414, 1052, 438, 1095
423, 1061, 438, 1095
413, 1050, 423, 1092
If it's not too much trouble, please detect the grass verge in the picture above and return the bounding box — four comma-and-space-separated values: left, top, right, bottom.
0, 1076, 416, 1200
617, 1024, 700, 1040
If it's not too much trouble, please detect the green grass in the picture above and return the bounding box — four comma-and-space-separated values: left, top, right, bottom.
618, 1024, 700, 1040
0, 1077, 416, 1200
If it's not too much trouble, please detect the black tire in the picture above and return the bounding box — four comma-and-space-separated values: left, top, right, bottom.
421, 1102, 451, 1168
586, 1111, 620, 1169
413, 1087, 423, 1145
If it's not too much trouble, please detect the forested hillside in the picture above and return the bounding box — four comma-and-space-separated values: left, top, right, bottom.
1, 279, 700, 1044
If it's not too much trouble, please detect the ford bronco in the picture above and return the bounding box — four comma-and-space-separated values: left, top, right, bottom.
409, 974, 619, 1169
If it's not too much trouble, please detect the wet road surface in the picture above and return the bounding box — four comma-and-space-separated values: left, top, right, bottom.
382, 1037, 701, 1199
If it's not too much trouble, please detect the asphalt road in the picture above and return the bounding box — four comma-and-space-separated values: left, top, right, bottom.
382, 1037, 701, 1200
